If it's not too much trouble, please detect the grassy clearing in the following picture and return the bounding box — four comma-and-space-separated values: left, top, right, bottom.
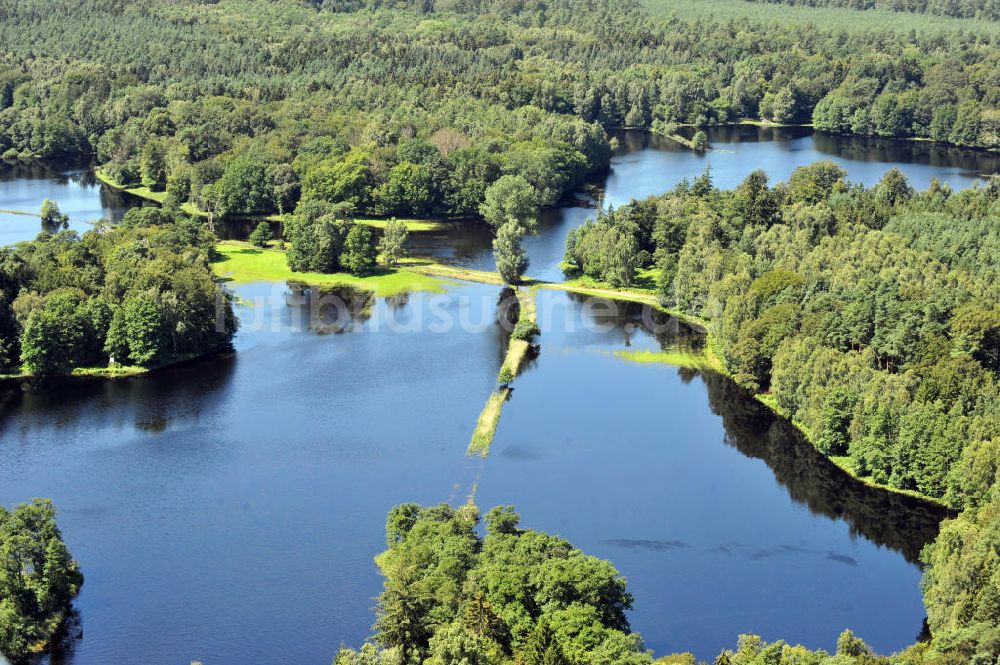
467, 388, 511, 457
401, 260, 507, 285
641, 0, 1000, 35
614, 348, 720, 371
559, 266, 660, 293
356, 217, 445, 232
0, 364, 148, 382
0, 208, 39, 217
212, 241, 449, 296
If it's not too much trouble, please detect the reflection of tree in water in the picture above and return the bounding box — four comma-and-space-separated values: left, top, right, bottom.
48, 607, 83, 665
285, 283, 374, 334
699, 370, 950, 564
564, 291, 705, 354
811, 133, 1000, 173
0, 352, 238, 436
405, 219, 494, 266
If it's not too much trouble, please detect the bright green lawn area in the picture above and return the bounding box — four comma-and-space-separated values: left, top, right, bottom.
614, 348, 719, 371
641, 0, 1000, 36
212, 241, 449, 296
356, 217, 445, 232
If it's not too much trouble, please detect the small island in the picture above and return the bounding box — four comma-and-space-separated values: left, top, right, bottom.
0, 499, 83, 663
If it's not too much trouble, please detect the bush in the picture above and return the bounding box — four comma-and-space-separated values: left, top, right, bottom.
511, 318, 540, 342
248, 221, 272, 248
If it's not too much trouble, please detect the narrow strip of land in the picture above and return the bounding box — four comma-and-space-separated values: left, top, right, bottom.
0, 208, 40, 217
467, 287, 538, 457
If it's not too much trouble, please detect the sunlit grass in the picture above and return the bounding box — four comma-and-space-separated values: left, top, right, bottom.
467, 389, 510, 457
641, 0, 1000, 35
614, 348, 717, 371
212, 241, 448, 296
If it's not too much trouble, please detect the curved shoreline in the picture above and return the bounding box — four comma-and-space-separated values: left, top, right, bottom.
94, 160, 954, 511
421, 263, 950, 510
0, 344, 233, 384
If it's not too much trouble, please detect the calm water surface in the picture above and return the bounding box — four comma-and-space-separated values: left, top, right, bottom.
0, 164, 132, 246
417, 126, 999, 281
476, 291, 944, 658
0, 129, 975, 663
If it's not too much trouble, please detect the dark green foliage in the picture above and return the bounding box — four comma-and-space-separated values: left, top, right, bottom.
594, 163, 1000, 509
248, 222, 272, 248
511, 318, 540, 343
0, 208, 236, 374
284, 202, 350, 273
342, 224, 377, 276
0, 499, 83, 663
345, 503, 650, 665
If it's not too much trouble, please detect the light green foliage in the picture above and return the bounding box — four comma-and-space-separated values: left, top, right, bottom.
920, 488, 1000, 665
691, 131, 708, 151
480, 176, 539, 232
0, 499, 83, 662
105, 293, 165, 366
493, 222, 529, 285
39, 199, 68, 231
564, 207, 643, 287
212, 153, 273, 216
378, 218, 409, 267
302, 151, 372, 211
140, 138, 167, 191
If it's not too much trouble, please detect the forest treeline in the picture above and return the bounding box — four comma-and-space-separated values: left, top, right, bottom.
745, 0, 1000, 21
562, 164, 1000, 661
1, 0, 999, 229
566, 164, 1000, 509
334, 499, 999, 664
0, 206, 237, 375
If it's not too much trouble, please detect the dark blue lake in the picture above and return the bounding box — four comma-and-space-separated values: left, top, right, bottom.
0, 128, 978, 664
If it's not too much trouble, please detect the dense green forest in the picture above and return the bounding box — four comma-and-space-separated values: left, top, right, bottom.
1, 0, 999, 231
745, 0, 1000, 21
334, 499, 998, 664
0, 499, 82, 663
0, 206, 237, 375
561, 164, 1000, 661
566, 164, 1000, 508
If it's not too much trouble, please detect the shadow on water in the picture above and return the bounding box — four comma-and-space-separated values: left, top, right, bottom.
0, 351, 238, 437
697, 370, 950, 564
566, 290, 948, 563
283, 283, 375, 334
